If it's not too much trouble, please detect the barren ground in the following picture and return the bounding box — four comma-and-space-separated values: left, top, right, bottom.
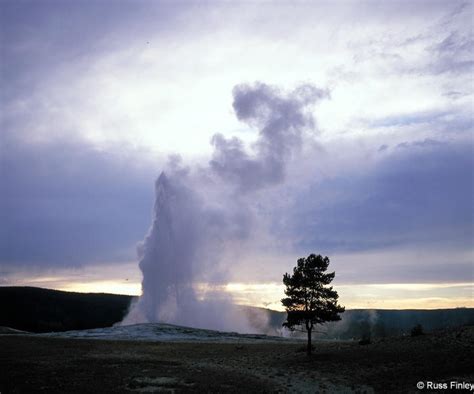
1, 327, 473, 393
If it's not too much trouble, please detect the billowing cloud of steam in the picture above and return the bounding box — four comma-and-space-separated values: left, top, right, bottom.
122, 82, 328, 332
211, 83, 328, 191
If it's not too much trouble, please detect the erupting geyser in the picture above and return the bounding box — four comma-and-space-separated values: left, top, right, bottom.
138, 172, 199, 323
122, 82, 328, 332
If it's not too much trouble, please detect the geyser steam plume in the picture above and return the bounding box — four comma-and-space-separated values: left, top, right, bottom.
122, 82, 328, 332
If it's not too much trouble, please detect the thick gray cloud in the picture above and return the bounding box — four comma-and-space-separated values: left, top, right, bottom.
1, 1, 177, 269
288, 140, 473, 253
0, 133, 159, 266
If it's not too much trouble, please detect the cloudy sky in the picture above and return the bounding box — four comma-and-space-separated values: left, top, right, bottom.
1, 0, 472, 310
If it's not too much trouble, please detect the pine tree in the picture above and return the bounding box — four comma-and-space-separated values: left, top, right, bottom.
282, 254, 345, 355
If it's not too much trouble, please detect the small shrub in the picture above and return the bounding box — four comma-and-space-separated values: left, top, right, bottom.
359, 332, 371, 345
411, 324, 424, 337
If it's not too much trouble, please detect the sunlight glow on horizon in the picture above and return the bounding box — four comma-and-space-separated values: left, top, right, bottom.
5, 276, 472, 311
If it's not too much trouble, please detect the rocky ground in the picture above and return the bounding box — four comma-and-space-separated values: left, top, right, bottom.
1, 326, 473, 393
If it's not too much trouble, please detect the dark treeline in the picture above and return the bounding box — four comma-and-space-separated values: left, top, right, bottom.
0, 287, 134, 332
1, 287, 473, 337
326, 309, 474, 339
256, 308, 474, 339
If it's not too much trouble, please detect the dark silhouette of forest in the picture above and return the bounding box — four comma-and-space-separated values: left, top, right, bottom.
0, 287, 133, 332
0, 287, 473, 337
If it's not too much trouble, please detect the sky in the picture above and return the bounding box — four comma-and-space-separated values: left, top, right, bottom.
1, 0, 473, 311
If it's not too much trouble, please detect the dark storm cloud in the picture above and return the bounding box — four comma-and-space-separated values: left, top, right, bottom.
289, 141, 474, 253
0, 133, 159, 266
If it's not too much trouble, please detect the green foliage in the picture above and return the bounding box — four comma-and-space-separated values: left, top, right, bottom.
281, 254, 344, 354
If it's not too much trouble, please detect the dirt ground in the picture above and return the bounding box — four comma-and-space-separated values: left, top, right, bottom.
1, 327, 473, 393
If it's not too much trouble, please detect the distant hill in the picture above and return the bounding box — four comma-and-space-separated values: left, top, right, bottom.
239, 305, 474, 339
1, 286, 473, 338
277, 308, 474, 340
0, 287, 134, 332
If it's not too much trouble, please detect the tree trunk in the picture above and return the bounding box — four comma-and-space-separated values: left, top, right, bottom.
307, 328, 312, 356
